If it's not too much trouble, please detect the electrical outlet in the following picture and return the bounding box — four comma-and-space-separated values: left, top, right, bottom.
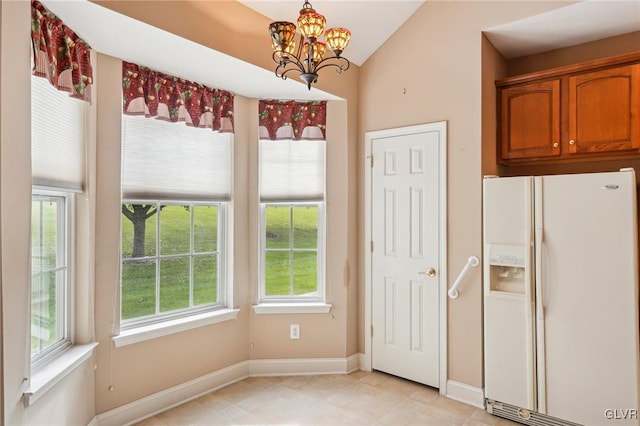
290, 324, 300, 340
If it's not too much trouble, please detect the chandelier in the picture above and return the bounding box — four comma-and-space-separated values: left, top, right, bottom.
268, 0, 351, 90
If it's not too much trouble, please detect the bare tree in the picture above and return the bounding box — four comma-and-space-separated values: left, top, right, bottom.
121, 204, 161, 258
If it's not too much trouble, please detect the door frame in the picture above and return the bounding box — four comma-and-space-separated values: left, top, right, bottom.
363, 121, 448, 394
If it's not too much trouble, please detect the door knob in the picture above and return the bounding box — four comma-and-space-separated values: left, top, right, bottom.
420, 268, 437, 277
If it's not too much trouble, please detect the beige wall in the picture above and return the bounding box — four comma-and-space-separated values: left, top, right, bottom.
94, 0, 361, 364
248, 100, 351, 359
1, 2, 32, 423
481, 36, 507, 178
358, 1, 573, 388
93, 60, 351, 412
24, 361, 96, 426
4, 0, 638, 422
0, 0, 5, 422
507, 30, 640, 76
0, 0, 359, 416
90, 2, 358, 413
1, 2, 96, 425
94, 53, 254, 411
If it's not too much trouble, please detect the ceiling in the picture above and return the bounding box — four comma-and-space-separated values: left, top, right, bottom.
484, 0, 640, 59
42, 1, 639, 101
237, 0, 426, 67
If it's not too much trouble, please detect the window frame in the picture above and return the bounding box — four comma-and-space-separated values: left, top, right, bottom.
258, 201, 326, 304
120, 199, 229, 329
30, 188, 75, 370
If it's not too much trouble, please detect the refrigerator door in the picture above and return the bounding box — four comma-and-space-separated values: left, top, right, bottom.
536, 170, 640, 425
483, 176, 536, 410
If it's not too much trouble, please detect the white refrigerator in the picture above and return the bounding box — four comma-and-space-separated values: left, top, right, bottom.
483, 169, 640, 426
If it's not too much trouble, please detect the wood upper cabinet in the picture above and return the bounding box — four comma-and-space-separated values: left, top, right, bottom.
568, 64, 640, 154
500, 80, 560, 160
496, 53, 640, 165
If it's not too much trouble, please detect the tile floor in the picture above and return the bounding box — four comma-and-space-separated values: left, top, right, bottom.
135, 371, 520, 426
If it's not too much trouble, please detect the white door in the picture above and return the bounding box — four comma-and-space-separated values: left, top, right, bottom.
483, 176, 536, 410
535, 171, 640, 425
370, 126, 442, 387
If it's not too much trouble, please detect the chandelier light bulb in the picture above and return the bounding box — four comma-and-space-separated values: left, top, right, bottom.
269, 21, 297, 53
324, 27, 351, 57
271, 37, 296, 61
298, 12, 326, 40
304, 41, 326, 63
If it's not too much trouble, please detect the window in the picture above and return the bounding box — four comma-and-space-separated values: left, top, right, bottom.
30, 192, 72, 364
30, 75, 85, 365
121, 202, 226, 321
259, 139, 326, 302
120, 115, 231, 327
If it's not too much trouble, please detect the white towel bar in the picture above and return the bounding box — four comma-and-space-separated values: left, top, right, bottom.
448, 256, 480, 299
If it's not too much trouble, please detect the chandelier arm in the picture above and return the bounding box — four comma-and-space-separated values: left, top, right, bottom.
271, 50, 283, 65
287, 54, 308, 72
274, 63, 287, 79
279, 67, 305, 80
274, 61, 298, 79
313, 56, 351, 74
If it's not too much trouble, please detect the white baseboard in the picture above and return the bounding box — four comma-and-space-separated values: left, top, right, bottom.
445, 379, 485, 409
359, 352, 372, 372
95, 355, 363, 425
346, 353, 361, 373
249, 354, 360, 376
95, 361, 250, 426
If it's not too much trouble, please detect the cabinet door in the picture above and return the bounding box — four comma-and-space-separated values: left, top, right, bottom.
568, 64, 640, 154
499, 80, 561, 161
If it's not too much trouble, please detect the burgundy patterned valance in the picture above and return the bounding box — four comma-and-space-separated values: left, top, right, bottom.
122, 62, 234, 133
259, 100, 326, 141
31, 0, 93, 102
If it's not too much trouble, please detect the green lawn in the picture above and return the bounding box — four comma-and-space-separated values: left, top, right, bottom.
120, 203, 319, 320
265, 205, 318, 297
31, 198, 62, 355
33, 200, 322, 327
121, 204, 219, 320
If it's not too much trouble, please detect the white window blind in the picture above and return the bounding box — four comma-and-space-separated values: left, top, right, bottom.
259, 139, 325, 202
31, 75, 85, 190
121, 114, 231, 201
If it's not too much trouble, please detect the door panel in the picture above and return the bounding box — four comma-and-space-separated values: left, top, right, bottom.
483, 176, 536, 410
499, 80, 561, 161
538, 171, 639, 425
568, 64, 640, 154
371, 129, 440, 387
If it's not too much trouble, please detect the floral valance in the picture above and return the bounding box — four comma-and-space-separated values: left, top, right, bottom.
259, 100, 326, 141
31, 0, 93, 102
122, 62, 234, 133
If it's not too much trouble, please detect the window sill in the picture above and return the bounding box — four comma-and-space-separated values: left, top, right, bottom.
252, 303, 332, 314
113, 308, 240, 348
24, 342, 99, 407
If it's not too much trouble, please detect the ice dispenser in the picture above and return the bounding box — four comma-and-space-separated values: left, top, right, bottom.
487, 245, 526, 294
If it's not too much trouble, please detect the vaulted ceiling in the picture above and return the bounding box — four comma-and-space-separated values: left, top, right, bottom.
43, 1, 639, 100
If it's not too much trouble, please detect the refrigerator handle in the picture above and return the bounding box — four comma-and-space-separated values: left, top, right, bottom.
525, 178, 537, 411
534, 177, 544, 321
535, 227, 544, 320
524, 183, 534, 320
534, 177, 547, 414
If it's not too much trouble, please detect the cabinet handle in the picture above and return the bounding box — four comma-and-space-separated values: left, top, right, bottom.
569, 139, 575, 145
553, 142, 559, 148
